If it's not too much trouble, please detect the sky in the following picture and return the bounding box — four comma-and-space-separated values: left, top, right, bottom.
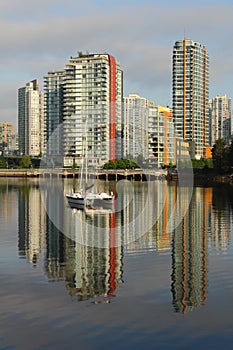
1, 0, 233, 130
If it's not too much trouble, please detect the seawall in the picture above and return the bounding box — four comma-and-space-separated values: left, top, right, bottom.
0, 169, 167, 181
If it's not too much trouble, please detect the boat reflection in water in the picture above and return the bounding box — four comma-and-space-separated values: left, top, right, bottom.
47, 198, 122, 301
68, 198, 115, 214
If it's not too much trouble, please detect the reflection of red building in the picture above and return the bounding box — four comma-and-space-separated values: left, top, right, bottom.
108, 209, 117, 296
63, 199, 123, 300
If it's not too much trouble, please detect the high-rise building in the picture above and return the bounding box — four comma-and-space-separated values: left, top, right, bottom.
123, 93, 154, 161
44, 70, 65, 158
18, 79, 45, 156
123, 95, 176, 168
209, 94, 232, 145
172, 38, 210, 159
62, 53, 123, 167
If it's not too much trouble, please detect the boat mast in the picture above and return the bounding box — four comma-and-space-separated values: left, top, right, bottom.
84, 118, 88, 188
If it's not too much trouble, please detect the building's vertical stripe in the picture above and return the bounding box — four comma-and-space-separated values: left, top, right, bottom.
164, 112, 168, 166
108, 55, 116, 161
202, 48, 207, 156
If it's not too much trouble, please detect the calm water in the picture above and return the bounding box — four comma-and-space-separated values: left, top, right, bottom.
0, 177, 233, 350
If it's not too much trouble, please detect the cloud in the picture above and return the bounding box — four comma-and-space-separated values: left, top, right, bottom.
0, 0, 233, 126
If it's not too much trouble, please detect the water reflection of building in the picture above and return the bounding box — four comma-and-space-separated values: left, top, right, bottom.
124, 181, 173, 254
18, 182, 46, 265
64, 242, 123, 300
170, 185, 232, 314
45, 220, 66, 282
171, 187, 211, 313
43, 179, 123, 299
0, 180, 18, 220
44, 180, 66, 281
210, 187, 231, 250
17, 179, 124, 300
63, 213, 123, 298
15, 179, 233, 307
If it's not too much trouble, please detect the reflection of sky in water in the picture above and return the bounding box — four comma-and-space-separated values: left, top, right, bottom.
0, 178, 233, 349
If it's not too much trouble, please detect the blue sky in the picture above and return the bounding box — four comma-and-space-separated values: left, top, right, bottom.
1, 0, 233, 129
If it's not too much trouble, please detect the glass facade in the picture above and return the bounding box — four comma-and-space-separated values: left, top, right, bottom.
209, 94, 232, 145
18, 80, 44, 156
62, 54, 123, 167
173, 39, 209, 159
44, 70, 65, 158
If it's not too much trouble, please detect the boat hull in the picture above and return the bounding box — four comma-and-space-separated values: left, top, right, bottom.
66, 194, 85, 207
66, 192, 115, 209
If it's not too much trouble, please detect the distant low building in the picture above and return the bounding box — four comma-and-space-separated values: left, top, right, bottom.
174, 138, 190, 167
0, 122, 15, 155
7, 134, 18, 155
209, 94, 232, 145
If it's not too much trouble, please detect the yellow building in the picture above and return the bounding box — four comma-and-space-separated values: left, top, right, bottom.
0, 122, 14, 154
155, 106, 174, 167
0, 122, 14, 143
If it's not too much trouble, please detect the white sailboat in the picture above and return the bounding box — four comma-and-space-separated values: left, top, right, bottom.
66, 190, 86, 207
66, 167, 115, 208
66, 155, 87, 207
66, 188, 115, 208
66, 128, 115, 208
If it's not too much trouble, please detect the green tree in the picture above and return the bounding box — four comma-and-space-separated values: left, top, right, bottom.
103, 161, 116, 170
20, 155, 31, 169
212, 138, 227, 171
116, 159, 126, 169
0, 158, 7, 168
103, 159, 139, 170
227, 139, 233, 168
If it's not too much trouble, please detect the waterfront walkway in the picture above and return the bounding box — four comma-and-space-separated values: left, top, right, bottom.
0, 168, 167, 181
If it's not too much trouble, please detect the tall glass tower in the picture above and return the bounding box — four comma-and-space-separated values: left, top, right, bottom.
44, 70, 65, 159
172, 38, 209, 159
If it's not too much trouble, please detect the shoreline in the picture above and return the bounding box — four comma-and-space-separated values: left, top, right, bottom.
0, 168, 233, 184
0, 169, 166, 181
